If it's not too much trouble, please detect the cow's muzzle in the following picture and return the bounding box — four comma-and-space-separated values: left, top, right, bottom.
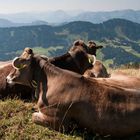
6, 75, 15, 85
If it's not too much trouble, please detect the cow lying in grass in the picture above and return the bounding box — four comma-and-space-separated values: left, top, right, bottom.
0, 40, 100, 100
6, 48, 140, 137
83, 60, 110, 78
49, 40, 96, 74
0, 61, 33, 100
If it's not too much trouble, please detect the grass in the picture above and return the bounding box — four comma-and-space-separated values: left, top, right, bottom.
1, 68, 140, 140
109, 68, 140, 77
0, 99, 82, 140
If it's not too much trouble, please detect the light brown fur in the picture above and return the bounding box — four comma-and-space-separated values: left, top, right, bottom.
84, 60, 110, 78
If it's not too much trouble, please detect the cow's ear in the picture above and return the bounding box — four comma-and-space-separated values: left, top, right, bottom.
24, 48, 33, 54
96, 45, 103, 49
21, 48, 34, 59
88, 54, 96, 65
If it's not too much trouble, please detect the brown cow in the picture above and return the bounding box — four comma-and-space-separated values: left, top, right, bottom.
49, 40, 96, 74
6, 48, 140, 137
0, 40, 96, 100
84, 60, 110, 78
70, 40, 103, 56
0, 61, 33, 100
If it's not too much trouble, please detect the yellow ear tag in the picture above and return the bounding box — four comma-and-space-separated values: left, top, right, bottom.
19, 64, 27, 70
88, 57, 93, 64
31, 80, 37, 88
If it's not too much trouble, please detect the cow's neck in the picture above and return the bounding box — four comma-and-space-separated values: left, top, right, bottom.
69, 50, 92, 74
31, 58, 47, 100
50, 52, 70, 63
32, 57, 63, 100
43, 61, 63, 78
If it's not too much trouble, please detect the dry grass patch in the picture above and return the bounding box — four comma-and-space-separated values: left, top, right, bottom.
109, 68, 140, 77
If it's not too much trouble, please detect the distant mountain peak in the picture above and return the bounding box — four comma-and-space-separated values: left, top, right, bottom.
0, 9, 140, 26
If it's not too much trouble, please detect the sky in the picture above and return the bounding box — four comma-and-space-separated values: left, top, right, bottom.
0, 0, 140, 14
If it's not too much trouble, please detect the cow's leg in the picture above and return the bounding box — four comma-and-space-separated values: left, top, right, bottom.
32, 111, 66, 131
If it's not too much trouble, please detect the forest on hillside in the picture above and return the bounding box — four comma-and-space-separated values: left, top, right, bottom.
0, 18, 140, 67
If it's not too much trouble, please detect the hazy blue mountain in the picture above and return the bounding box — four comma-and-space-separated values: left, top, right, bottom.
42, 10, 71, 23
0, 19, 49, 27
0, 9, 140, 25
0, 12, 40, 23
0, 18, 30, 27
0, 10, 71, 23
0, 18, 15, 27
31, 20, 49, 26
72, 9, 140, 23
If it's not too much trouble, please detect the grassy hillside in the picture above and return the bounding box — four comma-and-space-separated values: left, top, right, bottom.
0, 19, 140, 66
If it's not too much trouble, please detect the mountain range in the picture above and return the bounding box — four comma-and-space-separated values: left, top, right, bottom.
0, 18, 139, 67
0, 9, 140, 27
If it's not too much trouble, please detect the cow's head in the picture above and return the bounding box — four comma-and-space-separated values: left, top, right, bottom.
69, 40, 88, 52
87, 40, 103, 56
6, 48, 34, 87
70, 40, 103, 56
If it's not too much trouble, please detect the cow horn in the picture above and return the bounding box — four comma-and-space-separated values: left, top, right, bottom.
12, 57, 21, 69
88, 54, 96, 65
12, 57, 28, 70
